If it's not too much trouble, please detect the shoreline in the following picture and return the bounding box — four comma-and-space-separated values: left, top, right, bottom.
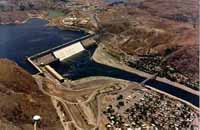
93, 44, 199, 96
92, 44, 199, 109
145, 84, 199, 111
0, 10, 48, 25
70, 75, 199, 111
0, 16, 93, 34
0, 15, 48, 25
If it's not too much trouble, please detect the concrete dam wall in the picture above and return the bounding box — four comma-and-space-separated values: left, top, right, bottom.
27, 34, 96, 75
53, 42, 85, 61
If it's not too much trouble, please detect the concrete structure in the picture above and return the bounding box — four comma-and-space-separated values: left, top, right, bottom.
27, 57, 43, 73
33, 115, 41, 130
63, 17, 77, 26
33, 53, 57, 66
81, 38, 96, 48
53, 42, 85, 61
27, 34, 95, 80
45, 65, 64, 82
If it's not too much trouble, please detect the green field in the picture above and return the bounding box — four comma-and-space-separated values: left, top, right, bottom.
48, 10, 65, 18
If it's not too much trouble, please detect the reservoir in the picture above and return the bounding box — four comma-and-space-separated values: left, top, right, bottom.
0, 18, 198, 107
0, 18, 86, 73
105, 0, 127, 3
105, 0, 128, 5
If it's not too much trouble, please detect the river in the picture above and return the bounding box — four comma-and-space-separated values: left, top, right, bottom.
50, 46, 199, 107
0, 18, 198, 107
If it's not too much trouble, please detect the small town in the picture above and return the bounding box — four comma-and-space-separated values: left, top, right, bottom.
103, 88, 198, 130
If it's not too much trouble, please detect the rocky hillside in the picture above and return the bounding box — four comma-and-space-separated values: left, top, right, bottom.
0, 0, 69, 11
0, 59, 63, 130
0, 0, 70, 24
87, 0, 199, 89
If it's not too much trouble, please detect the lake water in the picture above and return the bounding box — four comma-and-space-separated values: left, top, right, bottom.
105, 0, 127, 4
0, 18, 86, 73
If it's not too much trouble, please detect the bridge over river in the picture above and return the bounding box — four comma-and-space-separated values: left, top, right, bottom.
28, 34, 199, 108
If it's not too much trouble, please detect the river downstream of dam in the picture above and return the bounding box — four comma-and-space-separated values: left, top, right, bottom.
50, 45, 199, 107
0, 18, 198, 107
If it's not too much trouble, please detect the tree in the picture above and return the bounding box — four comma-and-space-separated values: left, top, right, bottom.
19, 4, 25, 11
118, 101, 124, 106
117, 95, 123, 100
164, 48, 174, 56
28, 2, 34, 9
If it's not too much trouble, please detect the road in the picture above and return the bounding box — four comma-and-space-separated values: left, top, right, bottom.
34, 75, 127, 130
35, 76, 84, 130
93, 45, 199, 107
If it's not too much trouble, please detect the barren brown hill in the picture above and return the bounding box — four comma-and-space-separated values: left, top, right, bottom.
89, 0, 199, 88
138, 0, 198, 23
0, 59, 63, 130
0, 59, 39, 94
167, 45, 199, 81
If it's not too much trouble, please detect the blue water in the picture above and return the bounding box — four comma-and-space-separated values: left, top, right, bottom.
0, 18, 86, 73
0, 18, 198, 107
105, 0, 127, 4
50, 47, 199, 107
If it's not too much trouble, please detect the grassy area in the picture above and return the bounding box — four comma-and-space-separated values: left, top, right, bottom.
48, 10, 65, 18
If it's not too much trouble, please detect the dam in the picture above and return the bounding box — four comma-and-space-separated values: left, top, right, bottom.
53, 41, 85, 61
28, 34, 199, 107
28, 33, 96, 75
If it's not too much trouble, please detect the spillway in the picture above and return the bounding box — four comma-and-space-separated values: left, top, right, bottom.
53, 42, 85, 61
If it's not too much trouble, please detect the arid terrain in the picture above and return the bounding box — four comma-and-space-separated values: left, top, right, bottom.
0, 59, 63, 130
0, 58, 198, 130
0, 0, 199, 129
99, 0, 199, 90
0, 0, 69, 24
70, 0, 199, 90
33, 0, 198, 90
